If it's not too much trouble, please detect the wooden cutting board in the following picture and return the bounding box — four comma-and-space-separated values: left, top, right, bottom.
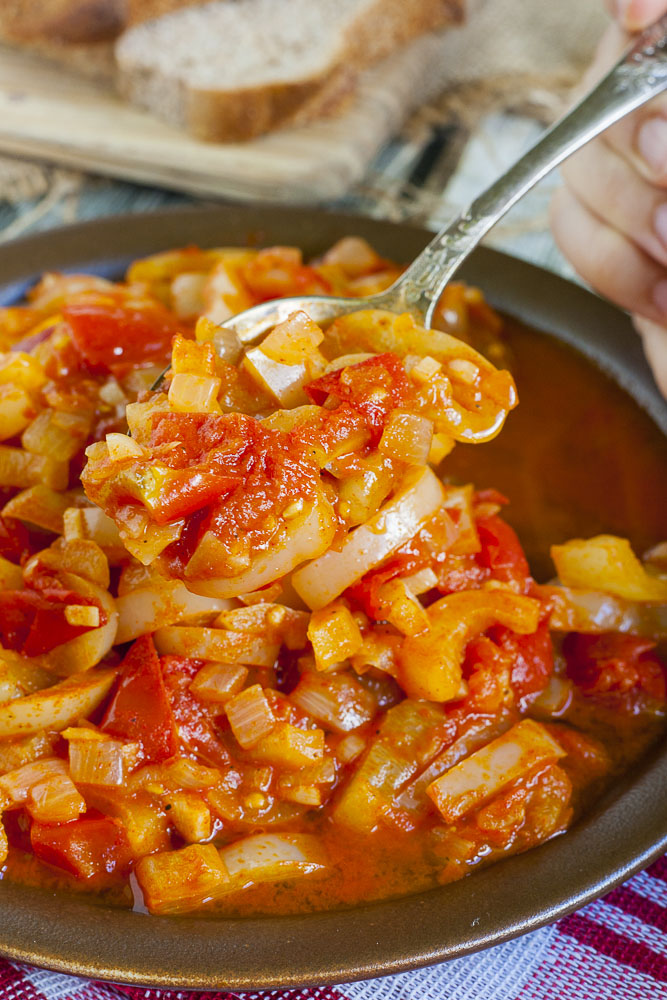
0, 34, 456, 203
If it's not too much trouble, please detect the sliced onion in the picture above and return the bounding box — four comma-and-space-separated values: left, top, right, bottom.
541, 584, 667, 637
335, 732, 367, 764
0, 668, 118, 740
115, 582, 231, 645
290, 671, 376, 733
427, 719, 565, 823
62, 505, 127, 564
395, 714, 513, 817
402, 567, 438, 595
219, 832, 327, 885
332, 698, 444, 833
27, 772, 85, 824
3, 485, 76, 534
68, 736, 126, 787
189, 662, 248, 703
153, 626, 279, 667
378, 412, 433, 465
292, 467, 445, 610
0, 757, 68, 806
225, 684, 276, 750
530, 675, 573, 716
185, 496, 336, 600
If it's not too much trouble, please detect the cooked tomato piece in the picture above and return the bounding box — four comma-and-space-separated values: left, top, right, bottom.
0, 586, 101, 656
0, 515, 33, 565
64, 299, 185, 374
148, 468, 241, 525
101, 635, 178, 763
461, 621, 554, 706
347, 554, 417, 619
3, 808, 32, 852
31, 815, 132, 880
490, 621, 555, 701
161, 656, 230, 769
347, 509, 460, 616
289, 403, 368, 458
241, 247, 331, 300
150, 412, 243, 465
563, 633, 666, 701
476, 514, 531, 591
306, 354, 414, 443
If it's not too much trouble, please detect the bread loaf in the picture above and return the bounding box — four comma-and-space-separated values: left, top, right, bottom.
116, 0, 463, 141
0, 0, 464, 141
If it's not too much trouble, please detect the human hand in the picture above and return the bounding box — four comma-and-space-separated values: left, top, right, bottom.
550, 0, 667, 396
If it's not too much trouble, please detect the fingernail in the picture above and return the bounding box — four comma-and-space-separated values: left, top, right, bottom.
652, 278, 667, 315
617, 0, 650, 31
638, 118, 667, 175
654, 204, 667, 251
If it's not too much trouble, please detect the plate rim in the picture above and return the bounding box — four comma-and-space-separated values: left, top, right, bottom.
0, 203, 665, 990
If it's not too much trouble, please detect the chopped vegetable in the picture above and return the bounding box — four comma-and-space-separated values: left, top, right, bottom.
427, 720, 566, 823
293, 467, 446, 609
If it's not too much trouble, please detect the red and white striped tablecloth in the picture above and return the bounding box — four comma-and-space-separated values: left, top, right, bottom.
2, 856, 665, 1000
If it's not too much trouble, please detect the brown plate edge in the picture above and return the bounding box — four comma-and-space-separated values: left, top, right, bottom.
0, 203, 664, 990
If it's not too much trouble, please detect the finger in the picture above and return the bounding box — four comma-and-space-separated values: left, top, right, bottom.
561, 139, 667, 267
632, 315, 667, 396
604, 99, 667, 188
614, 0, 667, 31
578, 22, 667, 188
550, 186, 667, 323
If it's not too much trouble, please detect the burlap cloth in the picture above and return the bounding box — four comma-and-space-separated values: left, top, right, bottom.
0, 0, 608, 220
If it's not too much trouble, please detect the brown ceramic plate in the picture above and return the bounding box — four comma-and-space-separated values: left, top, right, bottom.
0, 204, 666, 990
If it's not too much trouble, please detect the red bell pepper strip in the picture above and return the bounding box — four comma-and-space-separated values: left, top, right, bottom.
101, 635, 178, 764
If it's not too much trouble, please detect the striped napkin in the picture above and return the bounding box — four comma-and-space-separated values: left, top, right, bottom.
1, 855, 666, 999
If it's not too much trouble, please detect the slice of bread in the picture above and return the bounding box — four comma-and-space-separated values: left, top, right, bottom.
116, 0, 463, 142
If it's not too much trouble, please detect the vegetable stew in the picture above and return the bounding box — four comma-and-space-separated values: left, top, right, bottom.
0, 239, 664, 917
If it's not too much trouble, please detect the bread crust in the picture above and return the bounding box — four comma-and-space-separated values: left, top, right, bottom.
117, 0, 465, 142
0, 0, 125, 43
184, 67, 357, 143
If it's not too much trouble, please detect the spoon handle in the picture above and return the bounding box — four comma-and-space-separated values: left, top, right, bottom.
385, 15, 667, 326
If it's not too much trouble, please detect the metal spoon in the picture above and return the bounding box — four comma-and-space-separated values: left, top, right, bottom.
211, 15, 667, 348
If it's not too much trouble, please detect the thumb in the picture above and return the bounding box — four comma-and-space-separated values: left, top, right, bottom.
614, 0, 667, 31
633, 315, 667, 398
